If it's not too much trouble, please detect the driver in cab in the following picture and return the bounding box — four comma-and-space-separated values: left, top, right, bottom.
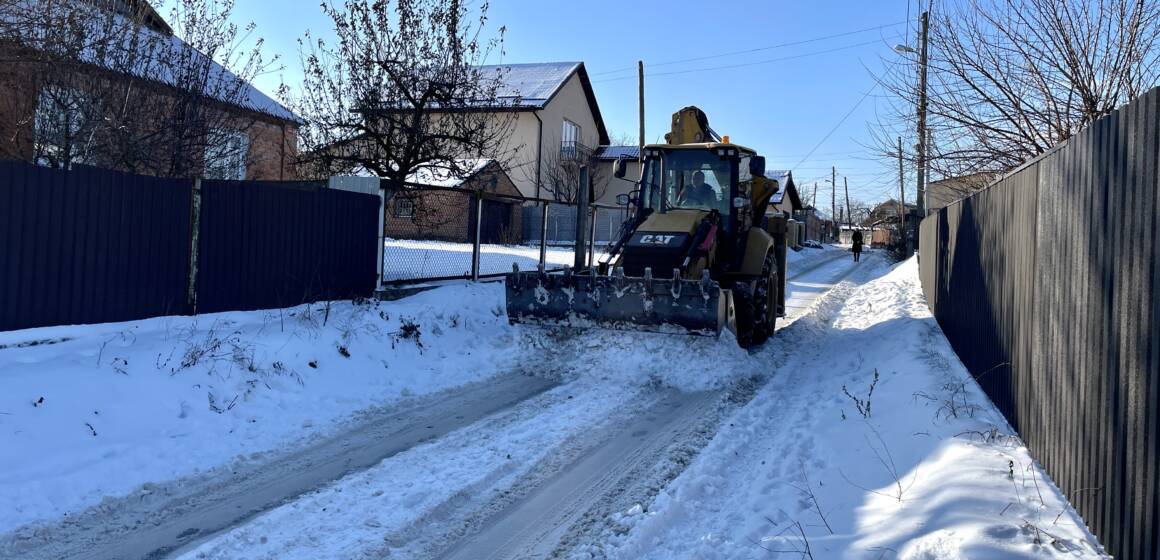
679, 171, 717, 208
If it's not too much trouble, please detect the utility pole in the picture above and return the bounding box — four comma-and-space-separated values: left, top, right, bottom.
812, 182, 818, 208
916, 10, 929, 217
831, 166, 836, 241
897, 136, 907, 254
844, 177, 851, 226
638, 61, 645, 164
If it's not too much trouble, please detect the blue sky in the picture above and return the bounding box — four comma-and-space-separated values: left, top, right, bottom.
223, 0, 920, 206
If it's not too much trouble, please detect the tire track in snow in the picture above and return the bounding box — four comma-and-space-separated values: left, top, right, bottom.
178, 375, 659, 560
0, 370, 557, 560
415, 254, 882, 559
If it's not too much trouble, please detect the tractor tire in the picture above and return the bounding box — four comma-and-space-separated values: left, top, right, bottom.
733, 251, 777, 349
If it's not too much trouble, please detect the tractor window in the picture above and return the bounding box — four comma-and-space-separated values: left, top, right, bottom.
641, 150, 732, 214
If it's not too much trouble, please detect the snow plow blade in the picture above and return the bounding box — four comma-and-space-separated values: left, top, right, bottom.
504, 265, 731, 336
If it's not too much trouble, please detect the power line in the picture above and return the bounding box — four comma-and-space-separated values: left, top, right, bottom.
590, 21, 905, 76
593, 39, 893, 84
791, 60, 899, 170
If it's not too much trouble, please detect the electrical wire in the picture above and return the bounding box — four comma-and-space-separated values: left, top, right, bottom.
592, 39, 892, 83
790, 60, 900, 170
590, 21, 906, 76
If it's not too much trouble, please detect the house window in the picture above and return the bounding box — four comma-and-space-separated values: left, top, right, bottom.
34, 85, 92, 169
204, 129, 249, 180
562, 119, 580, 144
394, 198, 415, 218
561, 119, 582, 159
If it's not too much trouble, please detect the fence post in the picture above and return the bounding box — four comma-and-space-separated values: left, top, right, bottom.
588, 206, 597, 265
574, 166, 590, 269
471, 191, 483, 281
186, 178, 202, 314
539, 200, 549, 268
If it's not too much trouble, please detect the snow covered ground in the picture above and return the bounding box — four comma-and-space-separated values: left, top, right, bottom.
0, 283, 521, 534
595, 258, 1105, 559
0, 246, 1102, 559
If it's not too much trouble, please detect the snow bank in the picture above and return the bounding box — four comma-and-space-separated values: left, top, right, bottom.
0, 283, 519, 532
597, 257, 1104, 559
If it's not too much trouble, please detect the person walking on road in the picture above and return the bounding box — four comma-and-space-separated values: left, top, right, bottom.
851, 229, 864, 262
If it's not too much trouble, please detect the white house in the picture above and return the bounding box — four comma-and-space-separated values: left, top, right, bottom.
478, 62, 611, 200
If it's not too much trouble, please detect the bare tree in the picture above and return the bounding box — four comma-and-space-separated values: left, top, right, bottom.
874, 0, 1160, 179
0, 0, 281, 179
847, 198, 874, 226
537, 144, 610, 204
292, 0, 517, 188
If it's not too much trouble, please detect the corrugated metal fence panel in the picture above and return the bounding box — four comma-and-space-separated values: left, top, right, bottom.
0, 162, 191, 331
917, 86, 1160, 559
196, 180, 380, 314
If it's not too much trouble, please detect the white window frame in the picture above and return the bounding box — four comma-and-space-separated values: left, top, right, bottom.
204, 129, 249, 180
562, 119, 581, 145
394, 197, 415, 218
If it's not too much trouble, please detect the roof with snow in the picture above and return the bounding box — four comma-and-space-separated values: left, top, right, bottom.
7, 1, 300, 124
476, 62, 609, 145
478, 61, 579, 107
765, 169, 802, 211
594, 145, 640, 161
405, 159, 494, 188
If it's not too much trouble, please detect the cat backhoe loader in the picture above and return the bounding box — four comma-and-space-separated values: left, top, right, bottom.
505, 107, 788, 347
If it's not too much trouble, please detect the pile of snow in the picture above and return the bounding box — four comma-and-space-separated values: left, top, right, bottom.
594, 257, 1104, 559
517, 326, 758, 393
0, 283, 519, 532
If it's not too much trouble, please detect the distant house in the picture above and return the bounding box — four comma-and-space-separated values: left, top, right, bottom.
865, 199, 920, 247
793, 206, 835, 244
866, 199, 919, 226
0, 0, 300, 180
764, 170, 803, 215
593, 145, 641, 205
926, 172, 995, 212
385, 159, 522, 244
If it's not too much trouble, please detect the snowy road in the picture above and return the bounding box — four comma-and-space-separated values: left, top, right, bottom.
1, 245, 879, 560
783, 248, 861, 321
2, 245, 1101, 558
168, 246, 868, 559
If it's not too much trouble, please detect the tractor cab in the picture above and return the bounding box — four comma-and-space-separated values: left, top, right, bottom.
632, 143, 765, 236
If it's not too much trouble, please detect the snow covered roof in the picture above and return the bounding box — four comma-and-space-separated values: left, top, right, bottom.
405, 159, 494, 188
476, 61, 609, 145
5, 1, 300, 124
765, 169, 802, 211
477, 61, 581, 107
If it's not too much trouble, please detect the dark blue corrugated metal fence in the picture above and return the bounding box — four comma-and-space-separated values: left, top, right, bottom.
0, 163, 191, 331
918, 86, 1160, 559
196, 180, 379, 314
0, 162, 379, 332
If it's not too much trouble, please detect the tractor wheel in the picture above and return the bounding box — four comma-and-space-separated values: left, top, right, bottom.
733, 251, 777, 349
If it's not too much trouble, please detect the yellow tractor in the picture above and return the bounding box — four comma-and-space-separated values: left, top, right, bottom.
506, 107, 787, 347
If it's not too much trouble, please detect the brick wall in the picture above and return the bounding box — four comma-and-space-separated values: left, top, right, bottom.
383, 162, 524, 244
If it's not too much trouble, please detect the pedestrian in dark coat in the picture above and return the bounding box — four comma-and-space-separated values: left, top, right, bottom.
852, 230, 864, 262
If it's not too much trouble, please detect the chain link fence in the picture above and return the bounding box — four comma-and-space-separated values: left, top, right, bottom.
381, 185, 625, 284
